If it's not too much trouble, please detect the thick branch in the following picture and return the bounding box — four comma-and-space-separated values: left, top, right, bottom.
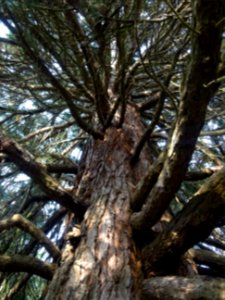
142, 168, 225, 275
0, 214, 61, 260
131, 0, 225, 232
0, 254, 56, 280
20, 208, 67, 256
190, 249, 225, 276
46, 163, 78, 174
142, 276, 225, 300
184, 168, 215, 181
136, 92, 160, 111
131, 158, 217, 212
0, 132, 86, 217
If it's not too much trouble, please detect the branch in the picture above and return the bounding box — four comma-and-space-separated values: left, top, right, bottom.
46, 163, 78, 174
206, 237, 225, 252
190, 249, 225, 276
142, 276, 225, 300
201, 128, 225, 137
0, 37, 18, 45
20, 208, 67, 256
0, 131, 87, 217
131, 0, 225, 232
0, 214, 61, 260
131, 154, 216, 212
137, 93, 160, 111
142, 168, 225, 275
19, 120, 75, 143
197, 142, 224, 166
131, 40, 184, 163
3, 5, 103, 139
0, 254, 56, 280
19, 195, 52, 212
164, 0, 199, 34
184, 167, 219, 181
64, 10, 110, 124
2, 274, 30, 300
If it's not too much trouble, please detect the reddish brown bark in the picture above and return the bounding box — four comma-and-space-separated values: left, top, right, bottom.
45, 106, 150, 300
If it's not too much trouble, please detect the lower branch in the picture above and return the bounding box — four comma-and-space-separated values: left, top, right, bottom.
0, 214, 61, 260
190, 248, 225, 276
142, 168, 225, 275
0, 255, 56, 280
2, 274, 30, 300
142, 276, 225, 300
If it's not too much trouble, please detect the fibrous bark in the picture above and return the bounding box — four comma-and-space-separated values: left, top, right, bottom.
45, 106, 150, 300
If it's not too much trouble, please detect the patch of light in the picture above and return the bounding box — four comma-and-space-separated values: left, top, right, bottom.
199, 136, 213, 146
71, 147, 82, 161
207, 120, 219, 130
18, 99, 36, 110
14, 173, 30, 182
0, 23, 10, 38
110, 39, 117, 71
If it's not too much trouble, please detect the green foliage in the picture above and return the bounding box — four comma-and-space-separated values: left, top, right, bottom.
0, 0, 225, 298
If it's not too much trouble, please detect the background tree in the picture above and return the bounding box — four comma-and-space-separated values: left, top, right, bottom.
0, 0, 225, 299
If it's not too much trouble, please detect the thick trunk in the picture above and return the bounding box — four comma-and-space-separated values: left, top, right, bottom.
45, 107, 150, 299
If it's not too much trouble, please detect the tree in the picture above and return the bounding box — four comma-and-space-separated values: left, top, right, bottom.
0, 0, 225, 299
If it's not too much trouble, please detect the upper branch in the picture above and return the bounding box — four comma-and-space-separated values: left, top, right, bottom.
2, 4, 104, 140
0, 131, 87, 218
131, 0, 225, 232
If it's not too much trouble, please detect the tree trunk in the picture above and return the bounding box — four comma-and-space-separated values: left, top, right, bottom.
45, 106, 150, 299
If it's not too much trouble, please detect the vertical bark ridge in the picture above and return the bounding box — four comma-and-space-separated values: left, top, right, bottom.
45, 106, 150, 300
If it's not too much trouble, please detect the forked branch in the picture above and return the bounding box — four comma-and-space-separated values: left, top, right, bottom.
0, 214, 61, 260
